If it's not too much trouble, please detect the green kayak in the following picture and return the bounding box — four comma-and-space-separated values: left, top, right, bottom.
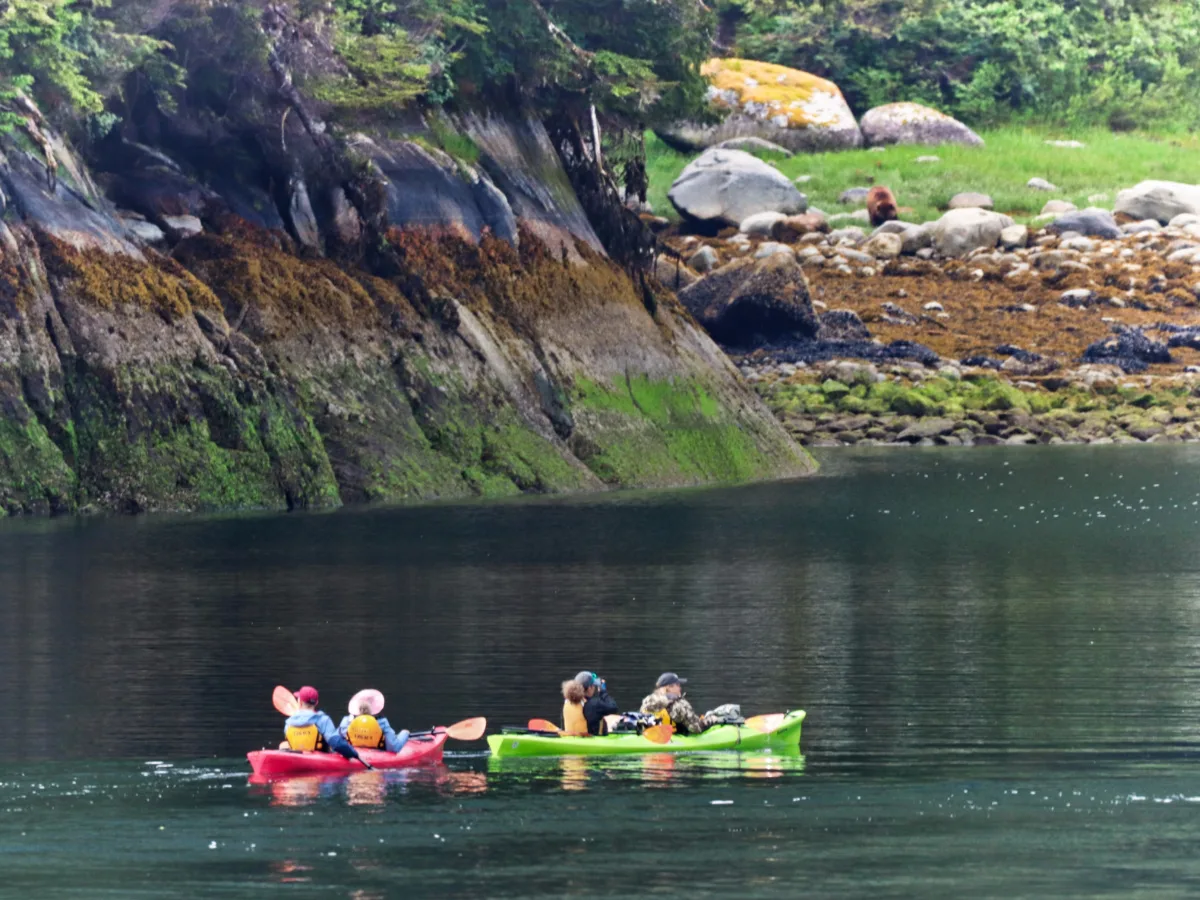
487, 710, 805, 758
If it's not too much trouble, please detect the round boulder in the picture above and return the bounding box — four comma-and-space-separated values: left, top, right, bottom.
929, 208, 1014, 258
677, 254, 818, 347
1114, 180, 1200, 225
668, 147, 807, 227
661, 58, 863, 153
1046, 208, 1121, 239
859, 102, 984, 148
948, 192, 994, 210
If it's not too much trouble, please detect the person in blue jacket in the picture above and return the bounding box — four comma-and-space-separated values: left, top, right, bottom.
282, 686, 371, 768
338, 689, 410, 754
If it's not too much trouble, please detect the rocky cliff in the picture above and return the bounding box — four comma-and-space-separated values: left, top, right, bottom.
0, 28, 810, 515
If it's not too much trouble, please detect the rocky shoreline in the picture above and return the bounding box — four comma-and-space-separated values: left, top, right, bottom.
749, 359, 1200, 447
646, 146, 1200, 449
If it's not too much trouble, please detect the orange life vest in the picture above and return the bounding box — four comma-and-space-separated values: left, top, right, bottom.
285, 723, 327, 752
562, 699, 588, 735
346, 715, 386, 749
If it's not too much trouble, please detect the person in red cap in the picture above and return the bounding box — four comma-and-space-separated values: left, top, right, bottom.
281, 686, 370, 767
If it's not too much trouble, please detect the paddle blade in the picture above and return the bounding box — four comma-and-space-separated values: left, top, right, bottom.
272, 685, 298, 716
642, 722, 673, 744
443, 717, 488, 741
527, 718, 562, 734
744, 713, 785, 734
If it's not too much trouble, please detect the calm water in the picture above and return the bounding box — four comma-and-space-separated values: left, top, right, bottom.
5, 447, 1200, 897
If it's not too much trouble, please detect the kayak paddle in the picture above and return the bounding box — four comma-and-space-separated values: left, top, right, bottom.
641, 722, 673, 744
744, 713, 785, 734
532, 716, 671, 743
411, 717, 488, 741
272, 685, 299, 716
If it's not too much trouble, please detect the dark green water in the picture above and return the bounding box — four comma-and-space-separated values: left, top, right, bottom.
5, 447, 1200, 898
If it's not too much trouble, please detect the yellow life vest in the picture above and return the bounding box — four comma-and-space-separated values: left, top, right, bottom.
562, 699, 588, 735
347, 715, 385, 749
652, 707, 671, 727
285, 723, 326, 752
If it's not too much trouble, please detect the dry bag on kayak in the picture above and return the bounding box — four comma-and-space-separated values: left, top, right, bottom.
610, 712, 661, 734
703, 704, 745, 725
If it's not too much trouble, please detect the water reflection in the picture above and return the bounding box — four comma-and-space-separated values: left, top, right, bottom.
248, 764, 490, 806
488, 749, 806, 788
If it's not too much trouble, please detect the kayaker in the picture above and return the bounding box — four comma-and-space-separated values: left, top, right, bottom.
281, 686, 369, 766
640, 672, 711, 735
338, 689, 411, 753
561, 678, 588, 734
575, 671, 619, 736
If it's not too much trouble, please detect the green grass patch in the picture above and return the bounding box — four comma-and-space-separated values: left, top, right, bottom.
647, 128, 1200, 226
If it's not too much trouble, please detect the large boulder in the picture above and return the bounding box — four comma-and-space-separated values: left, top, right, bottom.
929, 208, 1014, 258
678, 254, 818, 347
669, 147, 807, 227
859, 103, 984, 148
1046, 208, 1121, 239
660, 58, 863, 153
1114, 181, 1200, 225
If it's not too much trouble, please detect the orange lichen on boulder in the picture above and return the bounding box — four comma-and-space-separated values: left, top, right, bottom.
36, 232, 221, 318
702, 58, 856, 130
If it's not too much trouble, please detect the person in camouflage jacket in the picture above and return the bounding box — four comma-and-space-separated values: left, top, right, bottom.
640, 672, 711, 735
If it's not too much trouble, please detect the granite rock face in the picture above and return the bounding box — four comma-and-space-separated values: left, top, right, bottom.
0, 34, 812, 516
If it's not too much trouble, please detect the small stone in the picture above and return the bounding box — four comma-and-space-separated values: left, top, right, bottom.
915, 155, 940, 164
999, 224, 1029, 250
1027, 177, 1058, 192
829, 226, 867, 245
839, 249, 874, 265
795, 175, 812, 184
740, 211, 788, 236
1045, 139, 1086, 149
1059, 288, 1097, 307
1060, 236, 1095, 252
122, 217, 167, 244
839, 187, 871, 205
948, 192, 994, 210
162, 215, 203, 237
687, 245, 719, 273
754, 241, 795, 260
861, 232, 903, 259
1088, 193, 1109, 205
1041, 199, 1077, 216
924, 301, 944, 312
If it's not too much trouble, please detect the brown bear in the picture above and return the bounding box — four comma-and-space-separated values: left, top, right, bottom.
867, 186, 899, 227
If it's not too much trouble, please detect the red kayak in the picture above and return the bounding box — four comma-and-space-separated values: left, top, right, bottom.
247, 732, 447, 776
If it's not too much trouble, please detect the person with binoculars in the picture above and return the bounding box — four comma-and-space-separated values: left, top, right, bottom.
560, 670, 620, 735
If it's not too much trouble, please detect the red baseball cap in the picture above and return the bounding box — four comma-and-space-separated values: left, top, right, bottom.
294, 686, 319, 705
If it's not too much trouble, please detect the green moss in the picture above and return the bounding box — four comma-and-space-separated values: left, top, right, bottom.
572, 374, 797, 487
61, 364, 340, 513
889, 387, 943, 417
0, 414, 76, 514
